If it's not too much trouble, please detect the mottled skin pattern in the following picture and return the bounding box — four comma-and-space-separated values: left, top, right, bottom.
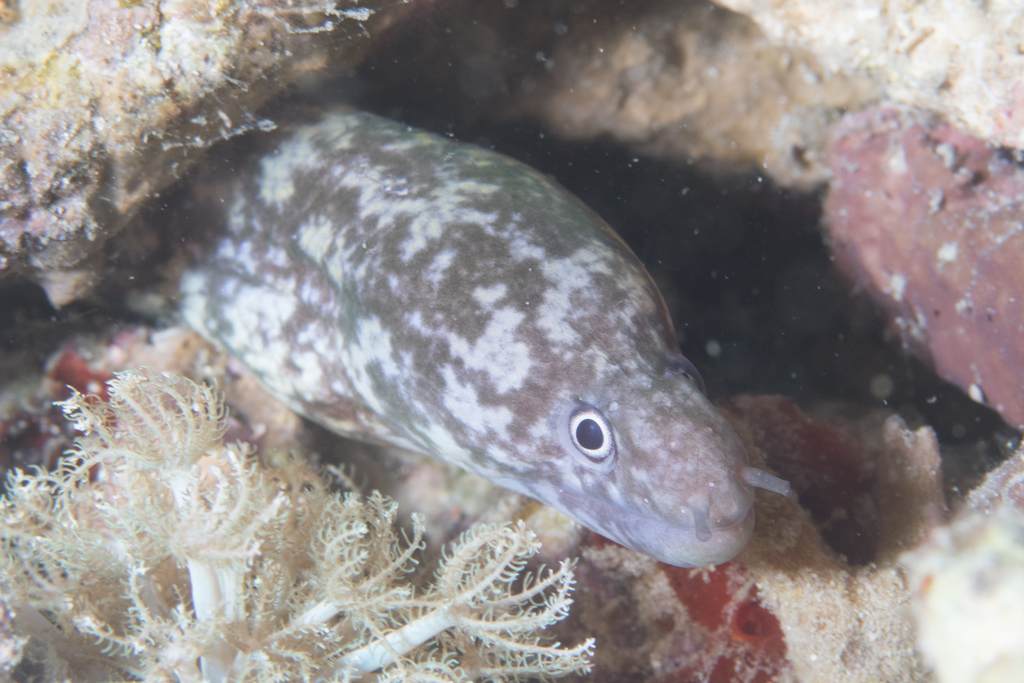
182, 111, 761, 567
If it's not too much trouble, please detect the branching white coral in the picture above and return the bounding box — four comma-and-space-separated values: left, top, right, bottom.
0, 369, 593, 682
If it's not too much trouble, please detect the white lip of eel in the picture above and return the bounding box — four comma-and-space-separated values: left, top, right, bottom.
504, 465, 790, 568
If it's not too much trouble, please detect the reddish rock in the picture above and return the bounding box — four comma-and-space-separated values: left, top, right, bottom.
826, 108, 1024, 429
569, 542, 792, 683
44, 343, 115, 402
660, 562, 786, 683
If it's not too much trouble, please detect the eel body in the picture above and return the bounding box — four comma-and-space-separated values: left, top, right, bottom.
181, 111, 788, 567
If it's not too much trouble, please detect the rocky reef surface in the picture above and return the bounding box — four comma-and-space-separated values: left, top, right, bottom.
1, 1, 1023, 682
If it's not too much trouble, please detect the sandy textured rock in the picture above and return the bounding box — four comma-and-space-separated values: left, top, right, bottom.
723, 398, 941, 683
518, 0, 877, 187
718, 0, 1024, 150
826, 108, 1024, 430
0, 0, 412, 305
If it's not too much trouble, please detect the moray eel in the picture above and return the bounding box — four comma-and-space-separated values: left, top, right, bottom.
181, 111, 789, 567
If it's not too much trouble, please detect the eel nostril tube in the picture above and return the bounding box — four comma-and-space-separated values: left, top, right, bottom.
692, 503, 712, 542
741, 466, 792, 497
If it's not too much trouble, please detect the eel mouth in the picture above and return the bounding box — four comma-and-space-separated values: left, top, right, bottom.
541, 486, 756, 568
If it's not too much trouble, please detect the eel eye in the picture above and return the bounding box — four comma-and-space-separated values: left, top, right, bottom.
666, 352, 706, 395
568, 407, 615, 462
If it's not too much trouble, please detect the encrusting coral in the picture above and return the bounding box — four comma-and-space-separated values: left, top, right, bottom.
0, 369, 592, 682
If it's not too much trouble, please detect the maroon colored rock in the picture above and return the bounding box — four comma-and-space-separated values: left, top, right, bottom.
826, 108, 1024, 429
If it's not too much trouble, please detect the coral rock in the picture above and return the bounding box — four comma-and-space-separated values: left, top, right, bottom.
718, 0, 1024, 149
905, 449, 1024, 683
0, 0, 413, 305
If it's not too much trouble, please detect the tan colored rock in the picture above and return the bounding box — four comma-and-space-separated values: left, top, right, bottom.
519, 0, 878, 187
0, 0, 412, 305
